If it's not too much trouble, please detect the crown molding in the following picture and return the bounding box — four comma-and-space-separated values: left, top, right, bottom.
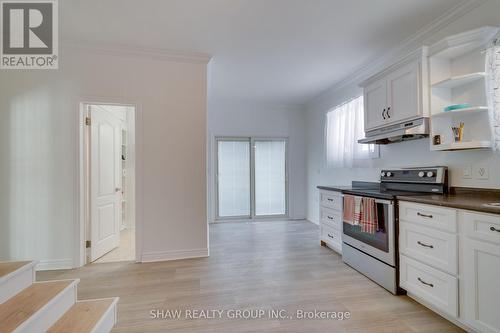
61, 40, 212, 64
307, 0, 488, 108
428, 26, 500, 57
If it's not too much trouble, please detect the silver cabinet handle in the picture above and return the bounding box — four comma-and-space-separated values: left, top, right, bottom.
417, 241, 434, 249
418, 277, 434, 288
490, 226, 500, 233
417, 212, 433, 219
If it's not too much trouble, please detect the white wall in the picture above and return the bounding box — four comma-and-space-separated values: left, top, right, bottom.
0, 45, 209, 268
306, 0, 500, 224
207, 101, 307, 222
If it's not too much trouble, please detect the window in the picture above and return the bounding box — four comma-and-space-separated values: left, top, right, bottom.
325, 96, 378, 168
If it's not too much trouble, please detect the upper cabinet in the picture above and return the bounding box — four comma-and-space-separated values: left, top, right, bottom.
364, 78, 387, 130
361, 47, 429, 132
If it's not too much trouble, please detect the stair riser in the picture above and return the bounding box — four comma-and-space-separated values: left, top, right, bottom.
91, 302, 118, 333
0, 266, 34, 304
14, 283, 77, 333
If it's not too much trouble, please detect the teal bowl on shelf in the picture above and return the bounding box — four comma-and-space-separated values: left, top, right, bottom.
443, 103, 471, 112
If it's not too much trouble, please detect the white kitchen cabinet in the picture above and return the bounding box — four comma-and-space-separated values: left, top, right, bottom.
462, 211, 500, 333
386, 61, 420, 123
319, 189, 342, 254
399, 202, 500, 333
361, 47, 429, 132
364, 78, 388, 130
400, 254, 458, 317
463, 238, 500, 333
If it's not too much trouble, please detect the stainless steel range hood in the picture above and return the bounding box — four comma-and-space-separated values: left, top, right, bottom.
358, 118, 429, 145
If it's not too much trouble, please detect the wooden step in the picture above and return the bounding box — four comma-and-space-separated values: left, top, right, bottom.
47, 298, 119, 333
0, 261, 37, 304
0, 279, 79, 333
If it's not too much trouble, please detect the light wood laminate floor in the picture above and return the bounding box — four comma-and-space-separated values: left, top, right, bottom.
38, 220, 463, 333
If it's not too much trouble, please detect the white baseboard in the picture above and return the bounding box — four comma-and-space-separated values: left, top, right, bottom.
141, 248, 208, 263
36, 259, 74, 271
308, 219, 319, 225
210, 217, 308, 224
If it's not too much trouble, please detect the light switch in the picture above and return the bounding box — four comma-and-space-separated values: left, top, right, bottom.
474, 165, 489, 180
462, 165, 472, 179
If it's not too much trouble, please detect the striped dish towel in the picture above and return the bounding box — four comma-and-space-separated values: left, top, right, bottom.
360, 197, 378, 234
343, 195, 362, 226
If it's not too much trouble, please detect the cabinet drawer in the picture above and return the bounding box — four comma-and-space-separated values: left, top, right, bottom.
320, 190, 342, 211
399, 202, 457, 233
462, 211, 500, 246
320, 207, 342, 230
320, 223, 342, 251
399, 222, 458, 275
400, 255, 458, 317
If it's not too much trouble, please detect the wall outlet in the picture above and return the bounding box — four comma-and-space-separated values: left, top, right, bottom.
462, 165, 472, 179
473, 165, 489, 180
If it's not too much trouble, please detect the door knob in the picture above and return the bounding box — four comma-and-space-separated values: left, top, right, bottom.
116, 188, 122, 192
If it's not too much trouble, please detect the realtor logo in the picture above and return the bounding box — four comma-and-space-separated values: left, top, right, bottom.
1, 0, 58, 69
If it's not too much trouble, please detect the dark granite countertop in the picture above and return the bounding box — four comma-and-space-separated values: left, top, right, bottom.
397, 188, 500, 215
317, 181, 380, 193
318, 183, 500, 215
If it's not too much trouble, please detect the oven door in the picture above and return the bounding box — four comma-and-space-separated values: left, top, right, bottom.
342, 197, 395, 266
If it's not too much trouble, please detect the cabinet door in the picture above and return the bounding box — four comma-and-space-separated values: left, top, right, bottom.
386, 61, 420, 123
463, 238, 500, 333
364, 78, 387, 131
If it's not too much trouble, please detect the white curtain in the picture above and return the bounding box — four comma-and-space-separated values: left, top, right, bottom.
485, 43, 500, 151
325, 95, 377, 168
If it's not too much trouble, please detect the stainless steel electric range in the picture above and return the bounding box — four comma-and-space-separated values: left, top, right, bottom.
341, 166, 448, 294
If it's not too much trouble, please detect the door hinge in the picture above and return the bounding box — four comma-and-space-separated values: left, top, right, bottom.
86, 240, 91, 248
85, 117, 91, 126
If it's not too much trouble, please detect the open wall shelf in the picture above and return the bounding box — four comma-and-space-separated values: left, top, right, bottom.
432, 141, 492, 151
431, 106, 488, 118
428, 27, 499, 151
431, 72, 486, 89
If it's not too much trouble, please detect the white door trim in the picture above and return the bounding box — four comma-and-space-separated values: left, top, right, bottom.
76, 100, 141, 267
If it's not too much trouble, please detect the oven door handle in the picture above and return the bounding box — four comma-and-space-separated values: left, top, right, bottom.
342, 195, 393, 206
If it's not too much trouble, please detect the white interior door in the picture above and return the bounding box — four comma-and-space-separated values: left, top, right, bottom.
90, 107, 122, 261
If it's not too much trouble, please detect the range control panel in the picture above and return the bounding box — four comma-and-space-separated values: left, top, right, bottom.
380, 167, 447, 184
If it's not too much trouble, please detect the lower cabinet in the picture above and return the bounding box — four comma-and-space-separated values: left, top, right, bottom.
320, 223, 342, 253
463, 238, 500, 333
399, 202, 500, 333
400, 255, 458, 317
319, 190, 342, 254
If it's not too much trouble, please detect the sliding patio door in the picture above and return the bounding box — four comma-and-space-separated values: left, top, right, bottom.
254, 139, 287, 216
216, 137, 288, 220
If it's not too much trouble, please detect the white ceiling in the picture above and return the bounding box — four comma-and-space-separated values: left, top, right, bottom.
61, 0, 463, 105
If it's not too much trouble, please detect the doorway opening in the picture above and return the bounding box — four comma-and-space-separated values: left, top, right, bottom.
81, 103, 136, 264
